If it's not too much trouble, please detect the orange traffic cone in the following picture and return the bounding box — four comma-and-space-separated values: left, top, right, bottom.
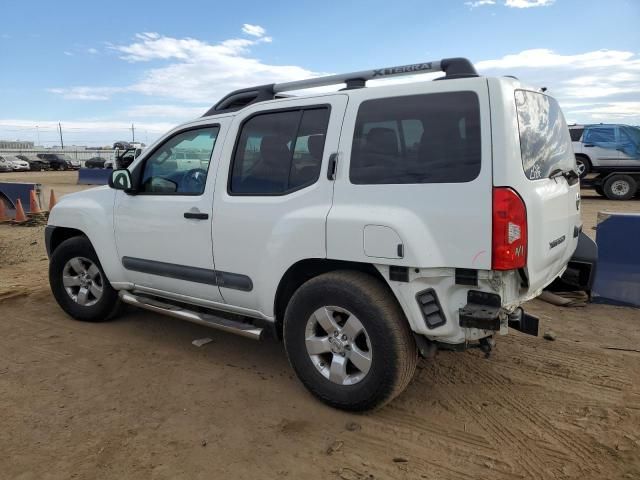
14, 198, 27, 223
49, 189, 58, 210
29, 190, 41, 214
0, 198, 7, 221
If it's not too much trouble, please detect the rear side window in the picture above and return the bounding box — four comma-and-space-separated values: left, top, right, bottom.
230, 107, 330, 195
569, 128, 584, 142
350, 92, 481, 184
515, 90, 575, 180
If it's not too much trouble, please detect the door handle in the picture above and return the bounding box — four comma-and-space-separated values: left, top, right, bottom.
327, 153, 338, 180
583, 144, 594, 147
184, 211, 209, 220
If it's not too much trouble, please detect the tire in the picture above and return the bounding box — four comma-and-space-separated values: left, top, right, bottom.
603, 174, 637, 201
594, 185, 605, 197
575, 156, 591, 179
283, 270, 417, 411
49, 236, 121, 322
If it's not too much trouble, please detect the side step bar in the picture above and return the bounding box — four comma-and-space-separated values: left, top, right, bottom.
119, 291, 263, 340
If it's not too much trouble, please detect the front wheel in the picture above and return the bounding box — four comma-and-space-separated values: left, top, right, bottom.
283, 271, 417, 411
575, 156, 591, 179
603, 175, 637, 200
49, 236, 121, 322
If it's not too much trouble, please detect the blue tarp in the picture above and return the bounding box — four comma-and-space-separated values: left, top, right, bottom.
77, 168, 111, 185
593, 213, 640, 308
0, 182, 40, 213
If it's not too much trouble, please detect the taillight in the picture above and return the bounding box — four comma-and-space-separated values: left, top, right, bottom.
492, 187, 527, 270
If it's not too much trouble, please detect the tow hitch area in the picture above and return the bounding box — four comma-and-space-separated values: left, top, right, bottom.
507, 307, 539, 336
459, 290, 501, 331
459, 291, 539, 337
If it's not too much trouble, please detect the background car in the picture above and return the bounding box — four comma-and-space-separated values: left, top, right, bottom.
16, 154, 50, 171
0, 155, 30, 171
0, 157, 12, 172
85, 157, 107, 168
570, 124, 640, 178
36, 153, 74, 170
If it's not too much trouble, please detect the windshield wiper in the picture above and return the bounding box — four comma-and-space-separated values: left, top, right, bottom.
549, 168, 579, 185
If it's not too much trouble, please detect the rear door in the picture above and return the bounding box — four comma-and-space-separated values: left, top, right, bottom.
511, 89, 580, 294
211, 95, 348, 315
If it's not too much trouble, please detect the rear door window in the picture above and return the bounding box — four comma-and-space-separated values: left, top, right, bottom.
515, 90, 575, 180
349, 91, 481, 184
230, 107, 330, 195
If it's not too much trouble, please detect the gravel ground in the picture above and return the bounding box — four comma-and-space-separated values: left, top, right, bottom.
0, 170, 638, 479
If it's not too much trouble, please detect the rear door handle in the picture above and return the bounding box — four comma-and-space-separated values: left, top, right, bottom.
184, 212, 209, 220
583, 144, 594, 147
327, 153, 338, 180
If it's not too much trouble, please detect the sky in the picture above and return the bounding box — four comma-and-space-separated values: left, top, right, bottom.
0, 0, 638, 147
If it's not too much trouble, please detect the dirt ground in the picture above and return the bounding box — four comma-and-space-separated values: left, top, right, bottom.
0, 171, 639, 479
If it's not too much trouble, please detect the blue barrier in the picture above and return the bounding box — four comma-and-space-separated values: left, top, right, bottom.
0, 182, 41, 214
592, 212, 640, 308
77, 168, 111, 185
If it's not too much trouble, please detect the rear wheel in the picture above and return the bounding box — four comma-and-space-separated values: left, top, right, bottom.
49, 236, 121, 322
575, 156, 591, 179
283, 270, 417, 411
603, 174, 637, 200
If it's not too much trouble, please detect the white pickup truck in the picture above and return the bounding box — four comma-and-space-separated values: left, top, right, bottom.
45, 58, 596, 411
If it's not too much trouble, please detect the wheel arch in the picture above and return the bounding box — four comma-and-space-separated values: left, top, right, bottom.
46, 226, 87, 257
575, 153, 592, 167
273, 259, 396, 339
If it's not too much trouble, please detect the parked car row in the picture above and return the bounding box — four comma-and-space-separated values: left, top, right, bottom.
0, 155, 30, 171
0, 153, 81, 171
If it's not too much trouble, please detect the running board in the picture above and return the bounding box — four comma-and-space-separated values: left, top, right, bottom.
119, 292, 263, 340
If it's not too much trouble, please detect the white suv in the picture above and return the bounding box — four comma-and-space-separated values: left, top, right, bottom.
45, 58, 594, 410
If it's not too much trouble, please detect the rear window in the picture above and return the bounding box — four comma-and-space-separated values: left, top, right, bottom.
515, 90, 575, 180
569, 128, 584, 142
350, 91, 481, 184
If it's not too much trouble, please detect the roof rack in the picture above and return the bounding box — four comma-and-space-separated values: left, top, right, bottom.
203, 57, 477, 116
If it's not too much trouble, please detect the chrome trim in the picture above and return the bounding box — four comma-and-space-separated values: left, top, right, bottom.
119, 292, 263, 340
130, 284, 275, 322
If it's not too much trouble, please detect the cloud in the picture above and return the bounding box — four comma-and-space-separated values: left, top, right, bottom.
51, 26, 321, 104
504, 0, 554, 7
242, 24, 266, 37
48, 86, 122, 101
87, 48, 99, 55
124, 104, 209, 118
476, 49, 640, 124
465, 0, 496, 8
63, 51, 73, 56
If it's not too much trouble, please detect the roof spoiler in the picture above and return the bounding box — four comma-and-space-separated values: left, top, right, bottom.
203, 57, 478, 116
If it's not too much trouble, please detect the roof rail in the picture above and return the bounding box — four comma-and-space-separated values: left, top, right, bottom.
203, 57, 477, 116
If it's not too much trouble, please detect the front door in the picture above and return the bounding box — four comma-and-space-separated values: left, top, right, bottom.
617, 126, 640, 169
114, 121, 227, 303
582, 125, 620, 168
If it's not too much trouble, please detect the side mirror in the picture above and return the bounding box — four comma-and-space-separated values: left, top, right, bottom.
108, 169, 134, 192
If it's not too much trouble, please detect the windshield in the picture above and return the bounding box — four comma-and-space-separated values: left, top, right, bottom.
515, 90, 575, 180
